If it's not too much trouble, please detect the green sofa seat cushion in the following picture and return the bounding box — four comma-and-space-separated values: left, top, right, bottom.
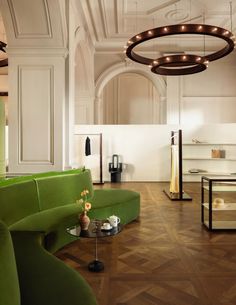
89, 189, 140, 224
9, 204, 83, 233
0, 221, 21, 305
91, 189, 140, 208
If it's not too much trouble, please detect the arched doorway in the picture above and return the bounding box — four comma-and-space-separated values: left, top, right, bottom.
95, 62, 167, 124
102, 72, 161, 124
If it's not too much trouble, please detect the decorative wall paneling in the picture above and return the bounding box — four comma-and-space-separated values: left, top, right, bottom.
8, 56, 66, 173
0, 0, 66, 48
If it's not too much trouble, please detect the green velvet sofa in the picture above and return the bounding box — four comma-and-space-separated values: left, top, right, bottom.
0, 168, 140, 305
0, 221, 98, 305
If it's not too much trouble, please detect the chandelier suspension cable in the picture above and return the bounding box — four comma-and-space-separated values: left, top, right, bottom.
189, 0, 191, 21
203, 13, 206, 57
230, 1, 233, 33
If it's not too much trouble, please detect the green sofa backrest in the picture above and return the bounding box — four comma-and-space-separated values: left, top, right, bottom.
0, 168, 85, 188
0, 180, 40, 226
0, 221, 21, 305
35, 169, 94, 211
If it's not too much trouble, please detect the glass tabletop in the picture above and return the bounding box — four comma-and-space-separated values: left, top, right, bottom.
67, 219, 123, 238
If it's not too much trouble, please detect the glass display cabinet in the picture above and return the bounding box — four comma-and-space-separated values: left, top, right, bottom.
201, 176, 236, 230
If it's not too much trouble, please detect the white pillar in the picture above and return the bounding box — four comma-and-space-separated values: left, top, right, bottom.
8, 49, 68, 173
0, 0, 70, 173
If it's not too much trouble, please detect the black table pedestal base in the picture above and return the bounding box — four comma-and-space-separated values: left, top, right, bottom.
88, 260, 104, 272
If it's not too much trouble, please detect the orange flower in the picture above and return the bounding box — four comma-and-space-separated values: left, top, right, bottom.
77, 189, 92, 212
85, 202, 92, 211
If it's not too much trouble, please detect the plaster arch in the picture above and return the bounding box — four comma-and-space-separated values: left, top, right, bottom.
95, 62, 167, 124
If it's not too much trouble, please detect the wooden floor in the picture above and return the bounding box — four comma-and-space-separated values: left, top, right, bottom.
56, 182, 236, 305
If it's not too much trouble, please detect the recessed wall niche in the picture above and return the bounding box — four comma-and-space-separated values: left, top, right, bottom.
97, 72, 162, 125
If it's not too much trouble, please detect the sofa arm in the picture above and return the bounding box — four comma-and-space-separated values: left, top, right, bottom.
11, 231, 98, 305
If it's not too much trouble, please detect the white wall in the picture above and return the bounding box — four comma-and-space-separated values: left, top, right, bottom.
94, 52, 236, 125
74, 124, 236, 182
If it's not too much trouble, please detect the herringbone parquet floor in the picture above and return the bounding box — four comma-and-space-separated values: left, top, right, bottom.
56, 182, 236, 305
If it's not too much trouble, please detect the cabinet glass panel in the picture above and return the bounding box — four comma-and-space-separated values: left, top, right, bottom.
201, 177, 236, 230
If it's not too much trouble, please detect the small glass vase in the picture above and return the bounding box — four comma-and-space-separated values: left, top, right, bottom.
79, 211, 90, 230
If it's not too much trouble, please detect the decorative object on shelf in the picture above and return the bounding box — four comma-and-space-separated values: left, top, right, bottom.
188, 169, 207, 174
192, 139, 207, 144
213, 197, 225, 209
125, 3, 235, 76
77, 189, 92, 230
211, 149, 225, 158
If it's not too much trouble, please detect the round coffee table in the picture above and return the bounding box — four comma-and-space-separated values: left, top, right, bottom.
67, 219, 123, 272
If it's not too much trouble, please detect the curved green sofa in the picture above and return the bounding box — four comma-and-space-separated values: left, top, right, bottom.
0, 168, 140, 305
0, 221, 97, 305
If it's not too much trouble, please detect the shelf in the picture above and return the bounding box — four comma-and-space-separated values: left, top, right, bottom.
183, 158, 236, 161
183, 143, 236, 146
203, 185, 236, 192
204, 220, 236, 229
203, 203, 236, 210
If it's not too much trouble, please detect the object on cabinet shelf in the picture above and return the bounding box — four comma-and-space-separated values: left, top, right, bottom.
163, 130, 192, 201
108, 154, 123, 183
211, 149, 225, 158
188, 169, 207, 173
201, 176, 236, 230
192, 139, 207, 144
212, 198, 225, 209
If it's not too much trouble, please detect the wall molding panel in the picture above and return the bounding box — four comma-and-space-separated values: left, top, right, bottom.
18, 65, 54, 165
8, 55, 66, 173
0, 0, 67, 48
7, 0, 52, 39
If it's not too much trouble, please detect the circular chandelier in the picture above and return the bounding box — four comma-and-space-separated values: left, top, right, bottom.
125, 24, 235, 76
0, 41, 8, 67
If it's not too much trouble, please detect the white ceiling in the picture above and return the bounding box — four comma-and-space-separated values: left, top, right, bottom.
80, 0, 236, 53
